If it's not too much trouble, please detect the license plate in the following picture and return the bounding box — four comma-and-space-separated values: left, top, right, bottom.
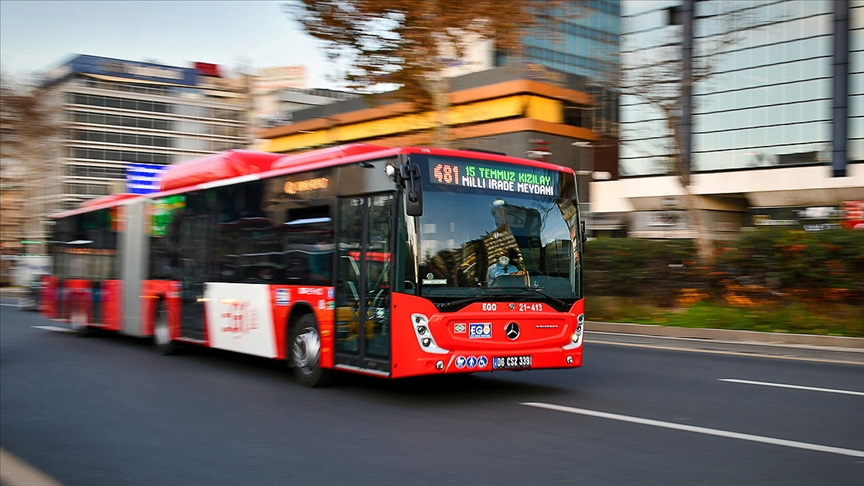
492, 355, 532, 369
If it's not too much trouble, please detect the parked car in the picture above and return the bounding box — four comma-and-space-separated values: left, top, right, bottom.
17, 277, 44, 312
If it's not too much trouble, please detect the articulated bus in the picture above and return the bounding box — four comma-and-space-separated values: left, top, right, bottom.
42, 144, 586, 386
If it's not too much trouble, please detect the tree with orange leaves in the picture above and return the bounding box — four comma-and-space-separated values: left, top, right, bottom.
284, 0, 563, 145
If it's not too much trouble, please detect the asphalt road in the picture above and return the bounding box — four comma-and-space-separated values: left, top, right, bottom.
2, 302, 863, 485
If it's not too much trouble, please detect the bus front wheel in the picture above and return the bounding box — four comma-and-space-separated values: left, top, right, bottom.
290, 314, 332, 387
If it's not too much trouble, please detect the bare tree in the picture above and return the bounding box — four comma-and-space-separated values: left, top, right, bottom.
283, 0, 561, 146
0, 69, 62, 256
621, 2, 754, 262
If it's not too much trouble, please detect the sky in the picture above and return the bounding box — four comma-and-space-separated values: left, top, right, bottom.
0, 0, 333, 87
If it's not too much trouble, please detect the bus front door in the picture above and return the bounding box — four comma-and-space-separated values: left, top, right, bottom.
334, 194, 393, 374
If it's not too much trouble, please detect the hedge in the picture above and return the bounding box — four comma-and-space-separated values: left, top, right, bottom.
584, 228, 864, 307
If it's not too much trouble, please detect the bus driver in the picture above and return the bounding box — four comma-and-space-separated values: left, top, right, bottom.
487, 252, 522, 284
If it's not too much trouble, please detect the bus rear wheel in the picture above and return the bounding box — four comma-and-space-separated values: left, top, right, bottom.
290, 314, 332, 387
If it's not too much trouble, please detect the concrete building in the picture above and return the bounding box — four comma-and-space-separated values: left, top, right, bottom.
250, 65, 307, 130
254, 87, 359, 133
598, 0, 864, 238
19, 55, 251, 253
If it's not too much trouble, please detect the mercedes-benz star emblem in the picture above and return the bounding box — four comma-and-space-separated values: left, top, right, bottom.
505, 322, 520, 340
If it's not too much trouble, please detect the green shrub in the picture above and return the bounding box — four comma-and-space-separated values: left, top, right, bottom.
713, 228, 864, 304
585, 228, 864, 305
584, 238, 698, 306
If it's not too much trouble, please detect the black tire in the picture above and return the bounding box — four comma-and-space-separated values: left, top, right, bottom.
289, 313, 333, 387
153, 302, 176, 355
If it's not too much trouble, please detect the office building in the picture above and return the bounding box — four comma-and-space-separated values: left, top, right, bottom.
20, 55, 251, 253
594, 0, 863, 238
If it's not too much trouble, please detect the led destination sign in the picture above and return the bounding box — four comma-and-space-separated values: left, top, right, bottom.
428, 158, 558, 197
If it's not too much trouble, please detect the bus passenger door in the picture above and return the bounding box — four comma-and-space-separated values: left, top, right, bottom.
334, 194, 393, 373
177, 214, 212, 340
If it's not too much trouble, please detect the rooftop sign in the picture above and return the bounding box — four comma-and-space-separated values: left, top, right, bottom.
48, 55, 198, 87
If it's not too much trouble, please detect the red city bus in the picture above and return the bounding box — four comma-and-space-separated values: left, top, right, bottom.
43, 144, 586, 386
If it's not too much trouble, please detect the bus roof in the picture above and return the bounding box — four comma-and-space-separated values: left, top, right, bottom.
397, 146, 576, 174
151, 144, 575, 198
260, 144, 576, 180
159, 150, 285, 192
78, 193, 142, 208
51, 144, 576, 218
50, 193, 145, 219
270, 143, 391, 171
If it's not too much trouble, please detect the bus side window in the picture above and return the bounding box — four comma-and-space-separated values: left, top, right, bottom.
283, 206, 334, 286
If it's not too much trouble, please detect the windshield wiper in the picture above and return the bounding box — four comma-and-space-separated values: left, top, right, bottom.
435, 295, 487, 310
515, 286, 568, 308
434, 287, 568, 311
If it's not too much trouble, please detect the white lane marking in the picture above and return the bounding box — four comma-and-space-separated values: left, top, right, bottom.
32, 325, 75, 333
0, 448, 63, 486
521, 402, 864, 458
720, 379, 864, 397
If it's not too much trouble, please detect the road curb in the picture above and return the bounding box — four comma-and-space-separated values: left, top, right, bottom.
587, 321, 864, 351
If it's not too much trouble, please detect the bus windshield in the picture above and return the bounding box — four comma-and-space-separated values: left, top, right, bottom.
416, 187, 580, 304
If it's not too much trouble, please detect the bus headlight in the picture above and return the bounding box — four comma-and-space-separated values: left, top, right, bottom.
563, 313, 584, 350
411, 313, 448, 354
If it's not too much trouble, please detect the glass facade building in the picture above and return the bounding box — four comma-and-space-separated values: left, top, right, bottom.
497, 0, 621, 136
515, 0, 620, 83
620, 0, 861, 176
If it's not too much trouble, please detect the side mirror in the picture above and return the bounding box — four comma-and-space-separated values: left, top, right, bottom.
580, 220, 587, 245
398, 156, 423, 217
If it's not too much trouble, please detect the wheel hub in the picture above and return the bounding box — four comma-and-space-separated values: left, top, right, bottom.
293, 328, 321, 370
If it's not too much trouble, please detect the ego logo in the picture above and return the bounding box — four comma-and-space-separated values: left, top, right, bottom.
469, 323, 492, 339
220, 300, 259, 338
